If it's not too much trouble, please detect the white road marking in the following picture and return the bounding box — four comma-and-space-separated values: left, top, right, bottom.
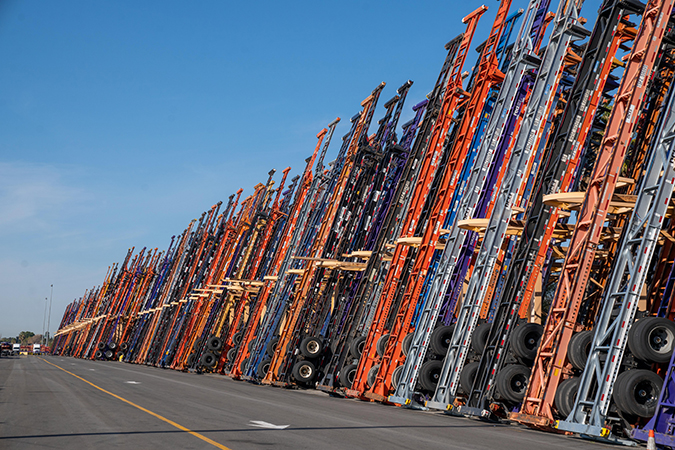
125, 381, 141, 384
248, 420, 289, 430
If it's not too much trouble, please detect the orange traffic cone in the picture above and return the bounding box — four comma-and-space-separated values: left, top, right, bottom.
647, 429, 656, 450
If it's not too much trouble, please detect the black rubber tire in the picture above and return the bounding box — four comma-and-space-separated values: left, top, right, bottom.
338, 363, 358, 388
391, 365, 403, 387
292, 360, 317, 384
472, 323, 491, 355
494, 364, 530, 403
459, 361, 480, 395
554, 377, 580, 418
367, 364, 380, 388
429, 325, 455, 357
349, 336, 367, 359
376, 334, 390, 357
418, 359, 444, 392
193, 339, 201, 350
200, 351, 217, 368
207, 336, 223, 352
568, 330, 593, 371
108, 342, 118, 351
104, 350, 114, 359
248, 339, 256, 352
186, 353, 196, 367
628, 317, 675, 364
232, 332, 243, 346
226, 348, 237, 362
239, 357, 250, 374
94, 350, 103, 359
299, 336, 323, 358
258, 358, 271, 378
97, 342, 107, 351
402, 333, 414, 357
266, 337, 279, 356
613, 369, 662, 418
510, 323, 543, 362
120, 342, 129, 351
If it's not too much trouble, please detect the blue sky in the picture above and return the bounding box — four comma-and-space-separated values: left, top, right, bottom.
0, 0, 603, 338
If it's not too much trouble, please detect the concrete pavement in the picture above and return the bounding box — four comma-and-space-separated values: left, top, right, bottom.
0, 355, 621, 449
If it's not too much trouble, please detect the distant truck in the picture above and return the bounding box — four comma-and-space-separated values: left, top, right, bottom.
12, 344, 20, 355
33, 344, 41, 353
0, 342, 10, 356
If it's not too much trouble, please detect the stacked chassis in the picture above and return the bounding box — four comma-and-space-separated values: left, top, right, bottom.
52, 0, 675, 444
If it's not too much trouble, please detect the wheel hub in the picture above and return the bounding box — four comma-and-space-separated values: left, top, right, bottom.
300, 365, 313, 378
649, 326, 673, 353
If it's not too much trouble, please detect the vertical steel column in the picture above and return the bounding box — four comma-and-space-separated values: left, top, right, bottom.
390, 0, 549, 408
345, 7, 489, 397
433, 0, 589, 414
512, 0, 674, 425
229, 120, 338, 378
557, 66, 675, 440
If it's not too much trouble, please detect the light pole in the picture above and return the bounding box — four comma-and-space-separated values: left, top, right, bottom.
46, 284, 53, 349
43, 297, 48, 347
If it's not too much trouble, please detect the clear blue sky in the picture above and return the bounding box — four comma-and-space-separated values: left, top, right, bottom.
0, 0, 603, 338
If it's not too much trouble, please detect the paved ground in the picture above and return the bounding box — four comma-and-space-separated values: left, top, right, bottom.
0, 355, 625, 449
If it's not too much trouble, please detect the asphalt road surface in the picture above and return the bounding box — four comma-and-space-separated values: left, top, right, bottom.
0, 355, 624, 449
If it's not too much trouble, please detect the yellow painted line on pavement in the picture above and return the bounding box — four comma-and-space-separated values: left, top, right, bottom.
40, 358, 232, 450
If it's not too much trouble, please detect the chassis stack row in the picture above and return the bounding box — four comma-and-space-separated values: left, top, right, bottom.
53, 0, 675, 445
